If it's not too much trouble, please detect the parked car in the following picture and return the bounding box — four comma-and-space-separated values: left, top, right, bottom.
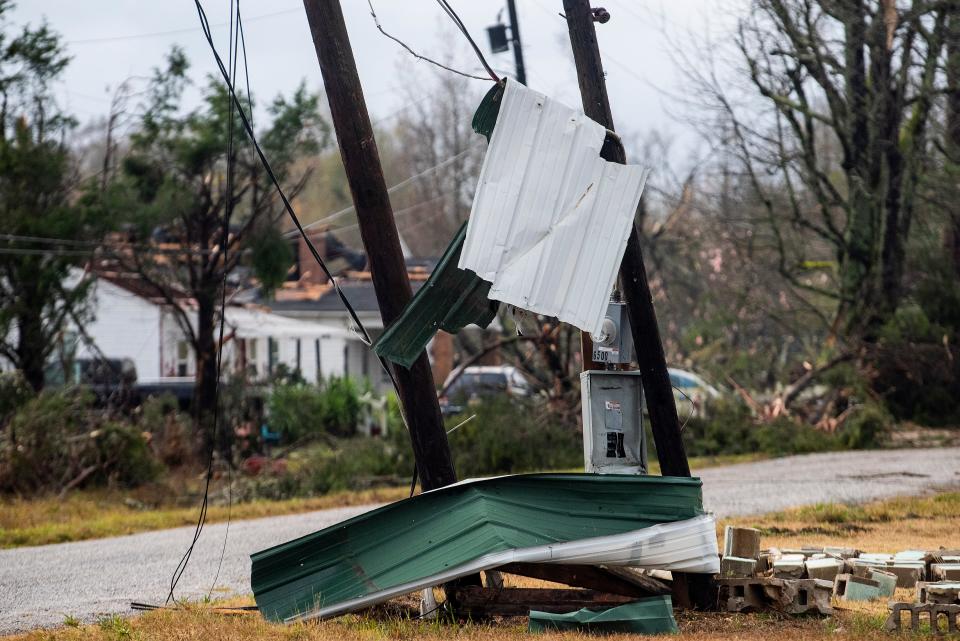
440, 365, 534, 414
668, 367, 722, 419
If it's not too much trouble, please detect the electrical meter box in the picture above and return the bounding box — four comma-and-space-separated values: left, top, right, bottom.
580, 370, 646, 474
590, 301, 633, 364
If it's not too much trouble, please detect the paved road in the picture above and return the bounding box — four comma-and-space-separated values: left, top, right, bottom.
2, 446, 958, 633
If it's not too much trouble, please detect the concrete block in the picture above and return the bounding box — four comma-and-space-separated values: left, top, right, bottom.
932, 564, 960, 581
772, 559, 805, 580
834, 573, 881, 601
755, 553, 771, 575
860, 553, 894, 563
724, 526, 761, 560
888, 562, 925, 588
894, 550, 928, 562
823, 546, 859, 559
804, 558, 843, 582
918, 582, 960, 605
718, 577, 832, 615
720, 556, 757, 578
886, 602, 960, 635
867, 568, 897, 598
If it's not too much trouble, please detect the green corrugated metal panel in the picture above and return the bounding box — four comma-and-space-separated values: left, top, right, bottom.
528, 596, 679, 634
372, 83, 505, 368
251, 473, 705, 622
373, 221, 497, 368
472, 82, 505, 140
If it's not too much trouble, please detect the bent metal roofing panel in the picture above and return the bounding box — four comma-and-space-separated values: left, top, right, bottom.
250, 473, 718, 623
459, 79, 649, 335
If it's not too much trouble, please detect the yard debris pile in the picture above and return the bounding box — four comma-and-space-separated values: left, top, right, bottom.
719, 525, 960, 633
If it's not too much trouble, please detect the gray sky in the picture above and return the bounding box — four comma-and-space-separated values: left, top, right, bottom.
12, 0, 730, 157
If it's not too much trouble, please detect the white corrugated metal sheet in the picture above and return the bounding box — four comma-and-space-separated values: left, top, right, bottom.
459, 79, 649, 335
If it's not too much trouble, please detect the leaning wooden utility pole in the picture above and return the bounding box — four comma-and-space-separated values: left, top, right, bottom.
563, 0, 711, 609
302, 0, 457, 491
563, 0, 691, 479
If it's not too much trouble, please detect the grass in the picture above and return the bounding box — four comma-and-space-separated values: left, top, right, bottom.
0, 482, 409, 549
0, 454, 763, 549
7, 489, 959, 641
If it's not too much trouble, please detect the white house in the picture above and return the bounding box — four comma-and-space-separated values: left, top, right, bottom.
71, 273, 351, 385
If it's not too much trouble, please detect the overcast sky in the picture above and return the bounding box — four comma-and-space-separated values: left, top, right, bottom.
12, 0, 743, 159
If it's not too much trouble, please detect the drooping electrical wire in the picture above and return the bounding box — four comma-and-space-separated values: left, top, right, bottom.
366, 0, 488, 81
165, 0, 243, 605
434, 0, 500, 83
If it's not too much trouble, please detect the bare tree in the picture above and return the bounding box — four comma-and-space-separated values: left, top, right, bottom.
690, 0, 949, 337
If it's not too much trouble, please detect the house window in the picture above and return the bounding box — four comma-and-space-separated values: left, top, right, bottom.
176, 341, 190, 377
246, 338, 258, 375
268, 338, 278, 375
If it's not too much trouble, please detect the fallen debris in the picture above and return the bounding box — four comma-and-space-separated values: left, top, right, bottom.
833, 573, 881, 601
459, 78, 649, 335
885, 602, 960, 634
251, 474, 718, 622
528, 595, 679, 634
718, 577, 833, 615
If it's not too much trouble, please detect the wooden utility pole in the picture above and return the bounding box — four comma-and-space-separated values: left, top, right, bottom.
563, 0, 712, 609
302, 0, 457, 491
563, 0, 690, 478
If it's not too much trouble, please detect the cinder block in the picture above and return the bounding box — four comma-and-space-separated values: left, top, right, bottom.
755, 553, 771, 575
724, 526, 761, 560
834, 573, 881, 601
772, 559, 804, 580
823, 546, 859, 559
932, 564, 960, 581
805, 558, 843, 582
721, 556, 757, 578
718, 577, 832, 615
888, 562, 925, 588
868, 568, 897, 598
886, 602, 960, 634
918, 582, 960, 605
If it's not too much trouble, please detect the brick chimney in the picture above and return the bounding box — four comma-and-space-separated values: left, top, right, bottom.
298, 231, 328, 285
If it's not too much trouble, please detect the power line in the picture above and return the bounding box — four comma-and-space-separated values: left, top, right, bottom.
67, 6, 302, 46
286, 144, 482, 238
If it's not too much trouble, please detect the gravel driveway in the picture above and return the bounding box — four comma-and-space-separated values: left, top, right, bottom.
2, 446, 958, 634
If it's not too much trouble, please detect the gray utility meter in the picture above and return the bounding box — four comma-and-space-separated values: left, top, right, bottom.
590, 301, 633, 364
580, 370, 647, 474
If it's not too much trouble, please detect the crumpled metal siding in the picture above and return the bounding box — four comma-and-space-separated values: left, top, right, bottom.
459, 79, 649, 335
373, 221, 497, 368
250, 473, 714, 623
528, 595, 679, 634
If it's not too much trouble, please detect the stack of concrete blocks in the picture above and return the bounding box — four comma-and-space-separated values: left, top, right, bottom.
717, 527, 833, 615
850, 551, 926, 588
719, 526, 760, 579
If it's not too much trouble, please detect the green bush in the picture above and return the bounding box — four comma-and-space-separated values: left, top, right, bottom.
447, 399, 582, 477
837, 403, 890, 449
267, 377, 363, 441
296, 437, 408, 494
86, 422, 163, 487
0, 388, 162, 493
681, 398, 846, 457
0, 370, 33, 426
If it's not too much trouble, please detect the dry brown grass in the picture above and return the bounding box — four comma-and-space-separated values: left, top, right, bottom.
0, 454, 762, 549
8, 490, 960, 641
0, 485, 408, 548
